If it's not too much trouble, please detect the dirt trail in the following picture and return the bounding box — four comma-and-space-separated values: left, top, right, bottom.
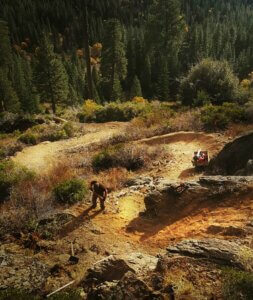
11, 127, 252, 270
12, 122, 127, 173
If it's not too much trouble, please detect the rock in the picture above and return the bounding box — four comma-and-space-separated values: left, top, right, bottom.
0, 253, 49, 292
208, 131, 253, 175
125, 176, 153, 187
84, 253, 158, 285
207, 225, 246, 237
167, 238, 253, 271
144, 176, 253, 216
87, 272, 163, 300
85, 256, 135, 283
119, 252, 158, 275
246, 159, 253, 175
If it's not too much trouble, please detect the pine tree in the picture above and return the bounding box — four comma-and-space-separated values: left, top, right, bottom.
101, 19, 127, 101
156, 59, 170, 101
140, 54, 152, 98
35, 34, 69, 113
0, 68, 20, 112
129, 75, 142, 99
0, 19, 20, 112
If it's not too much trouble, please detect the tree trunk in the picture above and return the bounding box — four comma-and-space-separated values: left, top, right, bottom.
84, 5, 93, 99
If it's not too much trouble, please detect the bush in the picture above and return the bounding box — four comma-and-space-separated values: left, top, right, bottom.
180, 59, 241, 106
0, 161, 35, 200
92, 144, 161, 172
79, 99, 150, 123
201, 102, 246, 130
18, 132, 38, 145
222, 269, 253, 300
53, 178, 87, 205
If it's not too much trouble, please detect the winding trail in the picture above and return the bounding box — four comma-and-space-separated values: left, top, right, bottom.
12, 122, 127, 173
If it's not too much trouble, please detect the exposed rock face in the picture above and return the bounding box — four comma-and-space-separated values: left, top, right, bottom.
144, 176, 253, 216
84, 253, 158, 284
0, 251, 49, 292
85, 256, 135, 283
87, 272, 163, 300
208, 131, 253, 175
167, 239, 253, 271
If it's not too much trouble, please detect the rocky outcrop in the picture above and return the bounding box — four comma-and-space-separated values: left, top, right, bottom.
208, 131, 253, 175
0, 250, 49, 292
167, 239, 253, 271
144, 176, 253, 216
87, 272, 163, 300
84, 253, 158, 284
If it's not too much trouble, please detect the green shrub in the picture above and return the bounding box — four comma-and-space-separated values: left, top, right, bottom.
63, 122, 75, 137
222, 268, 253, 300
18, 132, 38, 145
201, 102, 246, 130
54, 178, 87, 205
180, 59, 241, 106
0, 161, 35, 200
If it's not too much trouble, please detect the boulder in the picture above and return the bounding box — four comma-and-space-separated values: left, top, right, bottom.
87, 272, 163, 300
144, 176, 253, 216
85, 256, 135, 283
208, 131, 253, 175
167, 238, 253, 271
84, 253, 158, 285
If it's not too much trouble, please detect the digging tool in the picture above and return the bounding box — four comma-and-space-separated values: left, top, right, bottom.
68, 241, 79, 264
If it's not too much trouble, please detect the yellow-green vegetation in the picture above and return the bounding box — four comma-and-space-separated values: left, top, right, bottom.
53, 178, 88, 205
0, 160, 35, 200
200, 102, 246, 130
78, 98, 151, 123
222, 268, 253, 300
18, 122, 75, 145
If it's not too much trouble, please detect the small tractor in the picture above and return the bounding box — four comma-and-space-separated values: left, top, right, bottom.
192, 150, 209, 169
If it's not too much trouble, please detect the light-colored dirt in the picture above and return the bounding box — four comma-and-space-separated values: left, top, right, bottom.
12, 122, 127, 173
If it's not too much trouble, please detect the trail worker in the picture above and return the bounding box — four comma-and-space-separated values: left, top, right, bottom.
89, 180, 107, 210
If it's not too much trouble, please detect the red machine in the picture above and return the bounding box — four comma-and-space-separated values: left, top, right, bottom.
192, 150, 209, 168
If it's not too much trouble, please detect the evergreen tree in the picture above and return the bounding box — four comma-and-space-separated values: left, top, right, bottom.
140, 54, 152, 98
12, 55, 39, 113
156, 59, 170, 101
101, 19, 127, 101
0, 19, 20, 112
146, 0, 185, 96
129, 75, 142, 99
0, 69, 20, 112
35, 34, 69, 113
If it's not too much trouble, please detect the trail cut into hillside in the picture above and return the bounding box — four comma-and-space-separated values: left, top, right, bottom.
12, 122, 127, 173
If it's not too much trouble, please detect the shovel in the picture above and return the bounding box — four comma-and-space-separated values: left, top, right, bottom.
69, 241, 79, 264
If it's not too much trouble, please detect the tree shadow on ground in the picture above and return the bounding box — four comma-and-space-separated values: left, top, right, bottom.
59, 206, 103, 238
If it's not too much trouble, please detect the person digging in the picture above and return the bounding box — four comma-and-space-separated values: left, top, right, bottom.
89, 180, 107, 210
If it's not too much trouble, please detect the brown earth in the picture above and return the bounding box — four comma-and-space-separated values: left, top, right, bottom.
8, 124, 253, 292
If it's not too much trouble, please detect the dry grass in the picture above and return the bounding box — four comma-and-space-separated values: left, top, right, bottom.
169, 109, 203, 132
93, 167, 130, 192
224, 123, 253, 138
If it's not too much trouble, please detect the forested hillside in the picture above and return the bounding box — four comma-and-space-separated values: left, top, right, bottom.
0, 0, 253, 113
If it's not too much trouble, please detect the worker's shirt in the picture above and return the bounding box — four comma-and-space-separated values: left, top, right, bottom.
92, 183, 107, 198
